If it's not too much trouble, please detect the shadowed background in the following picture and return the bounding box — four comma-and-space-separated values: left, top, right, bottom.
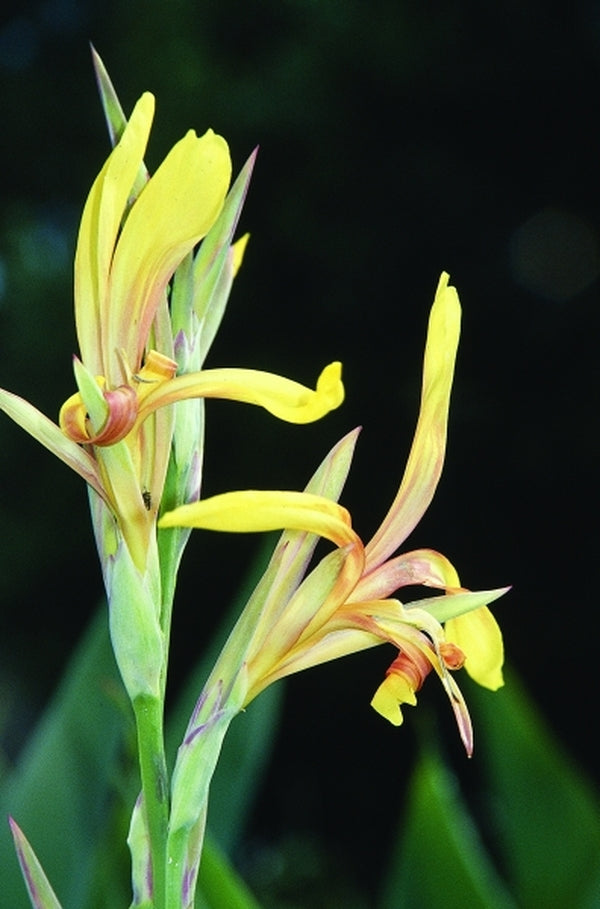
1, 1, 599, 903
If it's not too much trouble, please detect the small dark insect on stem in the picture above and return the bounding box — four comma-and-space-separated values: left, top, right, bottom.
142, 488, 152, 511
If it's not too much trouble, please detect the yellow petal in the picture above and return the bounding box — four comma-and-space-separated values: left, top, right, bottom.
159, 489, 357, 547
137, 362, 344, 425
108, 128, 232, 373
370, 673, 417, 726
232, 233, 250, 277
365, 273, 461, 569
75, 93, 155, 376
445, 606, 504, 690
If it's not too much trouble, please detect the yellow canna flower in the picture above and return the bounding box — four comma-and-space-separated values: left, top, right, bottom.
0, 92, 344, 569
159, 274, 508, 754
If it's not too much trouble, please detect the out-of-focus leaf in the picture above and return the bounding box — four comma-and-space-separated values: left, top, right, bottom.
379, 748, 516, 909
207, 684, 283, 853
0, 609, 132, 909
9, 818, 63, 909
468, 670, 600, 908
197, 836, 264, 909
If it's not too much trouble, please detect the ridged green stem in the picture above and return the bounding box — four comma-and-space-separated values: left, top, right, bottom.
133, 694, 169, 909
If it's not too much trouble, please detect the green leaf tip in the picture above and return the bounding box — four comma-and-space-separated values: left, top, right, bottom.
9, 817, 63, 909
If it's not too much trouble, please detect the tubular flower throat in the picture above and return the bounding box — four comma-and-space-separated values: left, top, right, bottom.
159, 273, 508, 756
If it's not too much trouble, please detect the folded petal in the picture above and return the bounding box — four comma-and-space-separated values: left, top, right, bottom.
350, 546, 461, 602
445, 606, 505, 690
365, 273, 461, 569
137, 362, 344, 425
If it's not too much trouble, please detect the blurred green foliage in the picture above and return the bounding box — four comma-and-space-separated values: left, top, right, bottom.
1, 605, 599, 907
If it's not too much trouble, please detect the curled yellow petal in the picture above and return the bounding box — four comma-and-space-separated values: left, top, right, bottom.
59, 383, 138, 446
159, 489, 357, 548
137, 362, 344, 425
445, 606, 504, 690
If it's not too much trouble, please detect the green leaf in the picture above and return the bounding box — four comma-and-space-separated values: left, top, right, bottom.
91, 44, 128, 146
379, 747, 515, 909
467, 670, 600, 908
8, 819, 63, 909
0, 609, 132, 909
197, 836, 263, 909
90, 45, 149, 199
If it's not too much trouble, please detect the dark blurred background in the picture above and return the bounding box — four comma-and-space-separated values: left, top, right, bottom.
1, 0, 599, 902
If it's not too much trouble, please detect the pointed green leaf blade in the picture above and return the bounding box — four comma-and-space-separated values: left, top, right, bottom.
467, 671, 600, 908
0, 609, 131, 908
9, 819, 63, 909
91, 44, 128, 146
379, 749, 515, 909
90, 45, 149, 198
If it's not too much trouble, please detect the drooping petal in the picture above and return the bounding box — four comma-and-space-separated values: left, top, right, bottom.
136, 362, 344, 425
74, 92, 155, 376
371, 646, 428, 726
159, 489, 357, 547
330, 600, 473, 753
432, 661, 474, 755
365, 273, 461, 569
107, 128, 232, 373
371, 672, 417, 726
445, 606, 505, 690
262, 598, 439, 693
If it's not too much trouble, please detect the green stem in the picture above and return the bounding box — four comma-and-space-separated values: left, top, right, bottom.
157, 524, 188, 686
133, 694, 169, 909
